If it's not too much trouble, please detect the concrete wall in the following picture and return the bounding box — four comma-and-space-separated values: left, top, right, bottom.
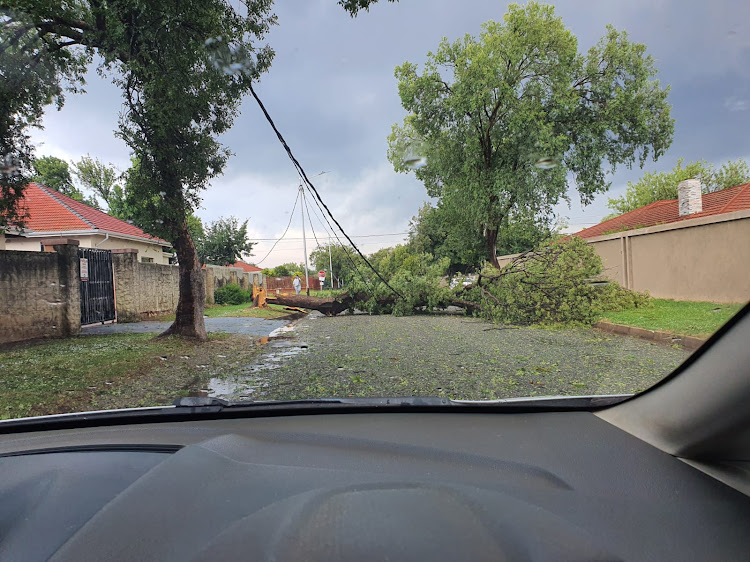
0, 241, 81, 345
111, 250, 180, 322
588, 211, 750, 303
3, 236, 42, 252
5, 233, 172, 264
203, 265, 264, 305
112, 256, 266, 317
495, 210, 750, 304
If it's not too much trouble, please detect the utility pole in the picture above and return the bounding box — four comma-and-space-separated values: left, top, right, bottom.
299, 182, 310, 296
328, 243, 334, 290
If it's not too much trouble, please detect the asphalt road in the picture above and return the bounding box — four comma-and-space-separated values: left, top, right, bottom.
82, 317, 290, 337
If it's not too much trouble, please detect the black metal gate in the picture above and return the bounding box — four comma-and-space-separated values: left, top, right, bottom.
78, 248, 116, 325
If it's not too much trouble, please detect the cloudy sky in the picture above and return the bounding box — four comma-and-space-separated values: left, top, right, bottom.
31, 0, 750, 267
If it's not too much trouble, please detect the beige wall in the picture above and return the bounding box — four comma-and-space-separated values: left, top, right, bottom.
494, 211, 750, 304
0, 243, 81, 344
4, 237, 43, 252
0, 232, 5, 250
112, 251, 180, 321
5, 233, 172, 264
90, 234, 172, 265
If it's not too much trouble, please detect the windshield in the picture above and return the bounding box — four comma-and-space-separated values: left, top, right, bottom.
1, 0, 748, 420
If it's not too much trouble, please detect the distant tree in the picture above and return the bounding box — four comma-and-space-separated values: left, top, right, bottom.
31, 156, 78, 197
73, 155, 123, 209
605, 158, 750, 217
186, 214, 205, 248
388, 2, 673, 269
197, 216, 254, 266
309, 243, 362, 288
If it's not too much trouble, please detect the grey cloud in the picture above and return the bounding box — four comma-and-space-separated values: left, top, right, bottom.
28, 0, 750, 265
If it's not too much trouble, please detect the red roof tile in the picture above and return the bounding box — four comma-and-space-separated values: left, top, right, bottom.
16, 183, 169, 244
576, 183, 750, 239
229, 261, 262, 272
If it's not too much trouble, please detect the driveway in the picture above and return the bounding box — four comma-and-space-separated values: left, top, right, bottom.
82, 317, 290, 337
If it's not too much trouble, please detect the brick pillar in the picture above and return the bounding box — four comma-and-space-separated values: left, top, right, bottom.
111, 249, 140, 322
40, 239, 81, 338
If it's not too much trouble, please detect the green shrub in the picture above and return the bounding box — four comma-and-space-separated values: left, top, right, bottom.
472, 237, 650, 325
214, 283, 251, 305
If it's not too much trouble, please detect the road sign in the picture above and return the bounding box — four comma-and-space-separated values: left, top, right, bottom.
318, 270, 326, 282
79, 258, 89, 281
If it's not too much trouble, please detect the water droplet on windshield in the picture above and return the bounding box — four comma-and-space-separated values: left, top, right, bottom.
533, 157, 560, 170
403, 156, 427, 170
402, 144, 427, 170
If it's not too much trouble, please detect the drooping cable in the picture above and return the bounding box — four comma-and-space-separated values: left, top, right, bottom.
248, 83, 403, 299
254, 190, 300, 266
302, 185, 373, 290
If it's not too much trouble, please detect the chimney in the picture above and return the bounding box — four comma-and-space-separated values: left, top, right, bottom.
677, 178, 702, 217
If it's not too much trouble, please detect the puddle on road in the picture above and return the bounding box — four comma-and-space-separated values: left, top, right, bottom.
208, 335, 308, 400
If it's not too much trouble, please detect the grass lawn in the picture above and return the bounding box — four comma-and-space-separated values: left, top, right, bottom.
0, 333, 264, 420
602, 299, 745, 338
153, 302, 293, 322
205, 303, 292, 319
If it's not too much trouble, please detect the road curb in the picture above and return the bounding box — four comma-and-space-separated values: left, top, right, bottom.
594, 321, 707, 351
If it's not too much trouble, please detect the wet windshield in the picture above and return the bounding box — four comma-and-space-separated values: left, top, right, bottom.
1, 0, 748, 419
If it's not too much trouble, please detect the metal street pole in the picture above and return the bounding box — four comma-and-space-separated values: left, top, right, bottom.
299, 182, 310, 296
328, 243, 334, 290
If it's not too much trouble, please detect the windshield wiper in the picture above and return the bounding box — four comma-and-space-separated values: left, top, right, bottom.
172, 396, 454, 409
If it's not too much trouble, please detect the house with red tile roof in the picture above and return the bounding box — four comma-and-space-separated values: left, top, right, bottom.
569, 179, 750, 303
4, 183, 174, 264
575, 182, 750, 240
228, 260, 262, 273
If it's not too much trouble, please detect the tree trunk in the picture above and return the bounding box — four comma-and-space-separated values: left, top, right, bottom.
486, 227, 501, 270
270, 293, 360, 316
159, 219, 207, 340
271, 292, 480, 316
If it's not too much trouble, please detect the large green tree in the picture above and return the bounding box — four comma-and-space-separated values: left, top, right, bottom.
2, 0, 391, 336
0, 9, 87, 229
197, 216, 254, 266
3, 0, 276, 339
605, 157, 750, 217
388, 2, 673, 269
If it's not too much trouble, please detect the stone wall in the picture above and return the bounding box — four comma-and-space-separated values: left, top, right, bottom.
204, 265, 264, 305
0, 240, 81, 345
112, 249, 180, 322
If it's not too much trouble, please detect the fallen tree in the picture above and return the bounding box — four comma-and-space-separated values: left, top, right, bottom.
265, 237, 650, 324
268, 292, 480, 317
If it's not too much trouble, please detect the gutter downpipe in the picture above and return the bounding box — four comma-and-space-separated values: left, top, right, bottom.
94, 232, 110, 248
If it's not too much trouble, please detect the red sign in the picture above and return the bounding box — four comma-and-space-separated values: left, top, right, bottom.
318, 270, 326, 279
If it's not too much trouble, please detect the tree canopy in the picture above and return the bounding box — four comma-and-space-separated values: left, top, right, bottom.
197, 216, 255, 266
309, 243, 363, 288
388, 1, 673, 268
31, 155, 80, 197
73, 155, 125, 211
605, 158, 750, 217
0, 8, 87, 229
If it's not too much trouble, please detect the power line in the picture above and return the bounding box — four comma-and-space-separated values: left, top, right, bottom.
302, 183, 374, 290
301, 182, 375, 289
248, 83, 403, 299
254, 190, 300, 266
250, 232, 409, 241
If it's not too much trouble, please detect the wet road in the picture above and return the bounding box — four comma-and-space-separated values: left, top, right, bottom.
82, 316, 291, 337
